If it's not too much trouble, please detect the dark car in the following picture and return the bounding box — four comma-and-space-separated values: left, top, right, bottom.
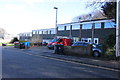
2, 43, 6, 46
72, 42, 102, 57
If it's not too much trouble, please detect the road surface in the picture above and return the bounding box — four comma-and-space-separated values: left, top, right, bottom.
2, 46, 120, 79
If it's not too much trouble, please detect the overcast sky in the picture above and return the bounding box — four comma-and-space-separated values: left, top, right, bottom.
0, 0, 95, 35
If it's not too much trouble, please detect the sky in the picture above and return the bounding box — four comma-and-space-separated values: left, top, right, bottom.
0, 0, 95, 35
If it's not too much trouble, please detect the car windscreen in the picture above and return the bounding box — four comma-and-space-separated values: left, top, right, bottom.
51, 39, 58, 42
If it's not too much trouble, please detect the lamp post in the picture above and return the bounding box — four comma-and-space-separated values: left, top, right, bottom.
53, 7, 58, 38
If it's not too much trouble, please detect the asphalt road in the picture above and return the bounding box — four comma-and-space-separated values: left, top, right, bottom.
2, 46, 120, 79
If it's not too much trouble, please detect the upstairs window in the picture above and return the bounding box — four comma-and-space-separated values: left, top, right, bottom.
66, 25, 70, 30
58, 25, 64, 31
82, 23, 92, 29
48, 30, 51, 34
51, 30, 55, 34
43, 31, 48, 34
39, 31, 42, 34
30, 34, 32, 36
72, 24, 80, 30
36, 31, 39, 34
104, 22, 115, 28
95, 23, 101, 29
32, 31, 36, 34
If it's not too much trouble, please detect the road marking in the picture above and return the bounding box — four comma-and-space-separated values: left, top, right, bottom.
22, 52, 120, 72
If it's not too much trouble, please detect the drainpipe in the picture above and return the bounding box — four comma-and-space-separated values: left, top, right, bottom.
91, 23, 95, 44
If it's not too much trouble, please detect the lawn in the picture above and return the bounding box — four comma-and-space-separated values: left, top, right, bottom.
0, 43, 14, 46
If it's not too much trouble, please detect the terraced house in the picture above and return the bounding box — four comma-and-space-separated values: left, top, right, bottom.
18, 32, 32, 41
57, 19, 116, 44
18, 19, 116, 44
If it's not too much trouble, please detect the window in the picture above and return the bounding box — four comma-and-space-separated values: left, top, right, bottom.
30, 34, 32, 36
66, 25, 70, 30
42, 31, 43, 34
25, 34, 27, 36
82, 24, 92, 29
83, 43, 88, 46
104, 22, 115, 28
48, 30, 51, 34
32, 31, 36, 34
81, 38, 88, 42
78, 43, 84, 46
27, 34, 29, 36
58, 25, 64, 30
89, 40, 91, 42
43, 31, 48, 34
39, 31, 42, 34
72, 24, 80, 30
94, 38, 99, 44
36, 31, 39, 34
51, 38, 58, 42
51, 30, 55, 34
95, 23, 101, 29
95, 40, 98, 44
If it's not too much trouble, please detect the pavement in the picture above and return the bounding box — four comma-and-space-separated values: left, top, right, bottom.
27, 46, 120, 70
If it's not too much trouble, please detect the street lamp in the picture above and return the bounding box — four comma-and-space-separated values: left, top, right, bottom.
53, 7, 58, 38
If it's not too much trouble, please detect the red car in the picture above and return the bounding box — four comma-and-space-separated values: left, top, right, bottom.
47, 38, 72, 50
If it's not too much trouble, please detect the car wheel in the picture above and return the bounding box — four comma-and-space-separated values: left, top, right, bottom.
93, 51, 100, 57
51, 47, 54, 50
48, 47, 51, 49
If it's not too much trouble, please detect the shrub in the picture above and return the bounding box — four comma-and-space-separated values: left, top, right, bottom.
10, 37, 19, 43
105, 45, 116, 56
104, 45, 116, 60
19, 40, 27, 43
105, 34, 116, 48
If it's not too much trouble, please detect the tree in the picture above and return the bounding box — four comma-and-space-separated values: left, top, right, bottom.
101, 2, 116, 21
86, 0, 116, 21
72, 10, 106, 22
105, 34, 116, 48
0, 27, 6, 34
11, 37, 19, 43
0, 27, 6, 39
73, 0, 116, 22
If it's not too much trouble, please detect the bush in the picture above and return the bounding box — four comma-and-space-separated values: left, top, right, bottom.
101, 34, 118, 60
19, 40, 27, 43
105, 34, 116, 48
30, 43, 34, 46
105, 45, 116, 56
105, 45, 120, 60
10, 37, 19, 43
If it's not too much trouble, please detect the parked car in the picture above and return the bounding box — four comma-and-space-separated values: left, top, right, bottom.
47, 38, 58, 49
2, 43, 6, 46
72, 42, 102, 57
14, 41, 20, 48
47, 38, 72, 50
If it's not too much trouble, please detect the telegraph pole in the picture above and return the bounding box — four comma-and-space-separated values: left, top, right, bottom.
116, 0, 120, 57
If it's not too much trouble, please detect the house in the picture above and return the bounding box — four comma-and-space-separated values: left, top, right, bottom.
18, 32, 32, 41
19, 28, 55, 43
32, 28, 55, 43
57, 19, 116, 44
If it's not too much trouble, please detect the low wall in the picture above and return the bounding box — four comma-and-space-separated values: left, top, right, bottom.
64, 45, 92, 56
